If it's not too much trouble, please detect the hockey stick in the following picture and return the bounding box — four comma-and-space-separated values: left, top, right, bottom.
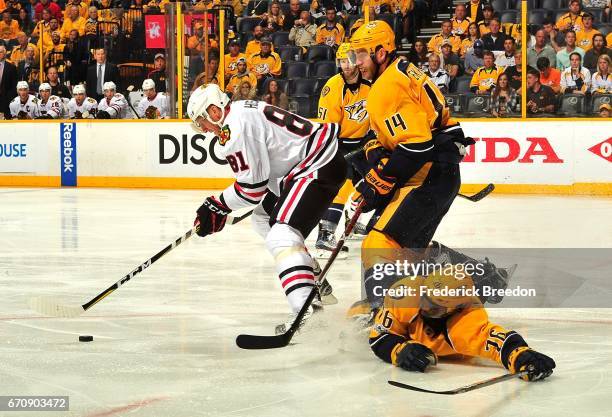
344, 149, 494, 203
459, 183, 495, 202
126, 85, 141, 119
388, 368, 531, 395
28, 211, 253, 318
235, 201, 366, 350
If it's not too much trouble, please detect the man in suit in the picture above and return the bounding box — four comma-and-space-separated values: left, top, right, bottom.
0, 44, 18, 118
86, 47, 119, 101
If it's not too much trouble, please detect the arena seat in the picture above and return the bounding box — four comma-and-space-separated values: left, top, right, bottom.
464, 94, 492, 117
558, 94, 586, 116
305, 45, 334, 63
278, 45, 302, 62
285, 61, 309, 78
589, 94, 612, 115
312, 60, 337, 78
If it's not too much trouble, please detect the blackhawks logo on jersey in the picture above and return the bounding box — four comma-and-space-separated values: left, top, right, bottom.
219, 125, 231, 146
344, 99, 368, 122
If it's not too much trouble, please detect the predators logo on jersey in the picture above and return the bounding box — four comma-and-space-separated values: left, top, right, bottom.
219, 125, 232, 146
344, 99, 368, 122
318, 73, 371, 143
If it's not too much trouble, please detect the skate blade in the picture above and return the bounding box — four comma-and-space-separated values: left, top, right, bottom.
315, 249, 348, 260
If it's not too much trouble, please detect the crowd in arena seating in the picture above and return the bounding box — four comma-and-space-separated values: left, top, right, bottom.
0, 0, 610, 119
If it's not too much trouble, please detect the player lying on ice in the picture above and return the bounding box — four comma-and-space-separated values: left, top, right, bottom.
368, 268, 556, 381
187, 84, 346, 334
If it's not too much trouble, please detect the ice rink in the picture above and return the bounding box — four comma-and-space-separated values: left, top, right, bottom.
1, 187, 611, 417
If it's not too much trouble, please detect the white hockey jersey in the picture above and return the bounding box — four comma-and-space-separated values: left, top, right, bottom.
67, 97, 98, 118
9, 95, 41, 119
218, 100, 339, 211
37, 95, 64, 118
98, 93, 128, 118
137, 93, 169, 118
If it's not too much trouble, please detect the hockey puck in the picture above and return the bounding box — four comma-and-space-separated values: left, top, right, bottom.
79, 335, 93, 342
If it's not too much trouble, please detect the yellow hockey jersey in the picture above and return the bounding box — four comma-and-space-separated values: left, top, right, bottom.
318, 73, 371, 145
366, 58, 455, 151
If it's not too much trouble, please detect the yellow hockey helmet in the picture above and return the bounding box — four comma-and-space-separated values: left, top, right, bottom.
350, 20, 396, 55
336, 42, 351, 60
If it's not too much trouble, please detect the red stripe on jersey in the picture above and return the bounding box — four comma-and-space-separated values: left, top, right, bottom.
285, 123, 329, 184
279, 177, 308, 222
280, 273, 315, 288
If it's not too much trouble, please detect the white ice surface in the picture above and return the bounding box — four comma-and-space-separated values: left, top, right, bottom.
1, 188, 611, 417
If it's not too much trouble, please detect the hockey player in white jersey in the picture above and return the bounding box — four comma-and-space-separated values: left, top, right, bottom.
67, 85, 97, 119
96, 82, 128, 119
187, 84, 346, 334
36, 83, 64, 119
137, 79, 169, 119
9, 81, 40, 119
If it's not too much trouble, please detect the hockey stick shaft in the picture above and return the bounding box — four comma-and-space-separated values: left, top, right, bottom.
235, 201, 365, 350
388, 369, 530, 395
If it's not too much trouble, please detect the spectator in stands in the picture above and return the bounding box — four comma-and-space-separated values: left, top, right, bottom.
147, 53, 167, 93
16, 45, 38, 84
537, 56, 561, 94
451, 4, 471, 38
0, 44, 18, 118
428, 20, 461, 54
32, 9, 51, 40
542, 19, 563, 51
440, 40, 462, 79
64, 29, 88, 84
61, 6, 86, 41
86, 47, 119, 101
494, 37, 516, 67
465, 0, 485, 23
223, 40, 245, 84
187, 22, 219, 57
527, 67, 556, 115
425, 53, 450, 93
528, 29, 557, 69
599, 103, 611, 118
556, 0, 585, 34
226, 57, 257, 96
34, 0, 62, 22
590, 54, 611, 95
0, 11, 19, 42
316, 7, 345, 48
584, 34, 610, 73
282, 0, 302, 31
504, 51, 522, 90
556, 30, 585, 70
45, 31, 65, 68
576, 13, 600, 52
85, 6, 99, 42
17, 8, 34, 35
248, 36, 281, 90
464, 38, 484, 74
460, 22, 480, 58
46, 65, 72, 99
261, 79, 288, 109
64, 0, 89, 20
477, 5, 494, 36
288, 10, 316, 51
470, 50, 504, 94
3, 0, 22, 17
491, 73, 518, 117
245, 25, 268, 58
261, 1, 284, 35
408, 39, 430, 71
232, 80, 257, 101
608, 33, 612, 49
10, 32, 37, 66
560, 52, 591, 94
481, 18, 507, 52
192, 53, 220, 90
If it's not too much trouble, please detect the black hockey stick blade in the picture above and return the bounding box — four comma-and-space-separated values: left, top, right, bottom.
458, 183, 495, 202
388, 369, 529, 395
236, 202, 366, 350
